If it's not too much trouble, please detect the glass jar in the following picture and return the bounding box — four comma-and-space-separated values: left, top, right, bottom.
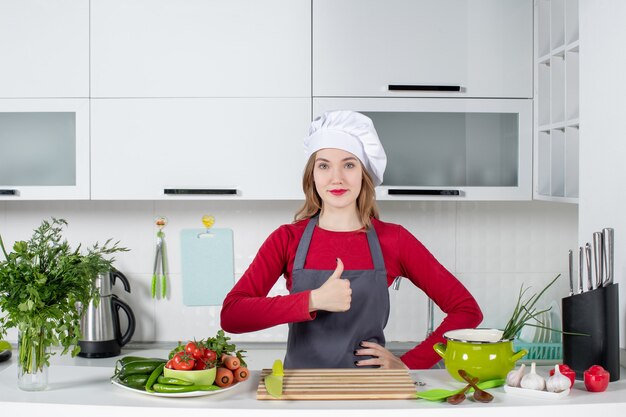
17, 327, 49, 391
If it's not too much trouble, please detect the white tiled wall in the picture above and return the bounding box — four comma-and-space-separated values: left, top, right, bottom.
0, 200, 577, 344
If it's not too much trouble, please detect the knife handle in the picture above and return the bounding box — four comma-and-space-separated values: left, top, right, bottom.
593, 232, 604, 289
602, 228, 614, 286
578, 247, 584, 294
567, 249, 574, 296
568, 249, 574, 296
585, 243, 593, 291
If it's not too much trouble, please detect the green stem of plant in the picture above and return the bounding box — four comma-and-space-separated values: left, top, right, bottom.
18, 327, 47, 375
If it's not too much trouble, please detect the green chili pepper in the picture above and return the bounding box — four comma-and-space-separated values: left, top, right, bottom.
145, 363, 165, 393
152, 383, 222, 394
157, 376, 193, 386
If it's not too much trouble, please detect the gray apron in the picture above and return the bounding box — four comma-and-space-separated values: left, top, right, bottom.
284, 216, 390, 368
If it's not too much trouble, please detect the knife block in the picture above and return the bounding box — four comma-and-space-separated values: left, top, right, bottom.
562, 283, 620, 382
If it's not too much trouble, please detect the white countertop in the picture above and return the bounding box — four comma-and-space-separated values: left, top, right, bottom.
1, 347, 625, 417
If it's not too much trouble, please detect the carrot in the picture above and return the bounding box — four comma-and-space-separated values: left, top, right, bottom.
233, 366, 249, 382
221, 354, 240, 370
215, 367, 234, 387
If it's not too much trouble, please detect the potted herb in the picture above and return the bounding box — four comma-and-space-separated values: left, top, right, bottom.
0, 218, 127, 391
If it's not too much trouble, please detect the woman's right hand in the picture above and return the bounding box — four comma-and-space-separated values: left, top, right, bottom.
309, 258, 351, 312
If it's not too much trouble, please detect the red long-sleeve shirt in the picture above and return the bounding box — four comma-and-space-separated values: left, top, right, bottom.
220, 217, 483, 369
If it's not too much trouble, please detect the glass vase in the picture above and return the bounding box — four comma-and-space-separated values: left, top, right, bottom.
17, 327, 49, 391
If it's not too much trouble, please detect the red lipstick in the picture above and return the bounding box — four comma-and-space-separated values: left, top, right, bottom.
329, 189, 348, 196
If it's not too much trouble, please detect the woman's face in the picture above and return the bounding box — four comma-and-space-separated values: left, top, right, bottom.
313, 148, 363, 211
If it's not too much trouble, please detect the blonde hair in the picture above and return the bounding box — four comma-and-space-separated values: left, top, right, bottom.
294, 153, 380, 229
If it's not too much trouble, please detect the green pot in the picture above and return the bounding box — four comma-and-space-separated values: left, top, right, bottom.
433, 328, 527, 382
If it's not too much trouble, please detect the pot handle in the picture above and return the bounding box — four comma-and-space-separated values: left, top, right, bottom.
112, 295, 136, 347
433, 342, 447, 358
510, 348, 528, 363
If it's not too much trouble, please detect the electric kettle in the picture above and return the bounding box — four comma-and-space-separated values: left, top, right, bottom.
78, 269, 136, 358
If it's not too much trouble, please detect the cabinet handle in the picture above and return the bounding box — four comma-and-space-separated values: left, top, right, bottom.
388, 189, 460, 196
388, 85, 462, 92
0, 189, 18, 196
164, 189, 238, 195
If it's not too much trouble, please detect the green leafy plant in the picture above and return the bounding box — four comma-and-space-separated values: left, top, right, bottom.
0, 218, 128, 375
501, 274, 561, 341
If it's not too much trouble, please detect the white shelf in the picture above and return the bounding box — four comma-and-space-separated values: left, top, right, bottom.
538, 119, 580, 132
534, 0, 579, 203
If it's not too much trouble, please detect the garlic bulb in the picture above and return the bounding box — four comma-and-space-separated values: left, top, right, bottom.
546, 364, 571, 393
506, 363, 526, 387
520, 362, 546, 391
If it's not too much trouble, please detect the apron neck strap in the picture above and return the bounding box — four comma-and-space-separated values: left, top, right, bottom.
293, 215, 386, 271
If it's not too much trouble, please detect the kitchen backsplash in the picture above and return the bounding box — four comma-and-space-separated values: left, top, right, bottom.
0, 200, 577, 344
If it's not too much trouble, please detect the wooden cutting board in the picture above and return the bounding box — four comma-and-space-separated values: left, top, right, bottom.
256, 368, 417, 400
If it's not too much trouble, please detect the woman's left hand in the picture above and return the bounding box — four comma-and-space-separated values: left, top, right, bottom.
355, 341, 409, 369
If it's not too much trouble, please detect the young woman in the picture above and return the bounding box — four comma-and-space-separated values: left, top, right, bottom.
221, 111, 482, 369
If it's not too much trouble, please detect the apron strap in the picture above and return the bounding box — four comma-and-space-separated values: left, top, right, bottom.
365, 224, 386, 272
293, 216, 318, 271
293, 215, 387, 272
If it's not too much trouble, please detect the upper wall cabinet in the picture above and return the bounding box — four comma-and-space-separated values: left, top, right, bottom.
313, 0, 533, 98
0, 99, 90, 200
0, 0, 89, 98
90, 0, 311, 98
90, 98, 310, 200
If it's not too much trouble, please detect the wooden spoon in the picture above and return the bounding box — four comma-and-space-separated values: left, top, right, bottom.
446, 382, 473, 405
458, 370, 495, 403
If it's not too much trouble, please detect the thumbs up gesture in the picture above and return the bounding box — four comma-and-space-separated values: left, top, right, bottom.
308, 258, 352, 312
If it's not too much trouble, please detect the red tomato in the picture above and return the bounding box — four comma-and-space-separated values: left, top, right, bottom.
584, 365, 610, 392
173, 351, 195, 371
203, 348, 217, 363
185, 342, 203, 360
165, 359, 175, 369
549, 364, 576, 388
193, 359, 207, 370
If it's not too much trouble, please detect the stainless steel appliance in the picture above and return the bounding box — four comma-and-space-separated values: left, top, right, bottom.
78, 269, 135, 358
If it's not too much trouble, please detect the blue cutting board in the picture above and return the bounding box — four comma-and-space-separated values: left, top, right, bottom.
180, 228, 235, 306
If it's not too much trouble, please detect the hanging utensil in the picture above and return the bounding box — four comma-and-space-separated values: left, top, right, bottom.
151, 216, 169, 299
593, 232, 604, 289
151, 238, 162, 298
602, 228, 614, 287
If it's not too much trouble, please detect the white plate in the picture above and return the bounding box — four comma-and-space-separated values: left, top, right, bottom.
542, 311, 552, 343
532, 312, 545, 343
518, 323, 535, 343
111, 377, 240, 398
504, 384, 570, 399
549, 300, 562, 343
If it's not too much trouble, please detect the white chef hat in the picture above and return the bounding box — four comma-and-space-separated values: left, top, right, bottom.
304, 110, 387, 186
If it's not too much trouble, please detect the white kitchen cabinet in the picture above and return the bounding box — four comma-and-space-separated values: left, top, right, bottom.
0, 0, 89, 98
0, 99, 90, 199
314, 97, 533, 201
90, 99, 310, 200
534, 0, 579, 203
90, 0, 310, 98
313, 0, 533, 98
